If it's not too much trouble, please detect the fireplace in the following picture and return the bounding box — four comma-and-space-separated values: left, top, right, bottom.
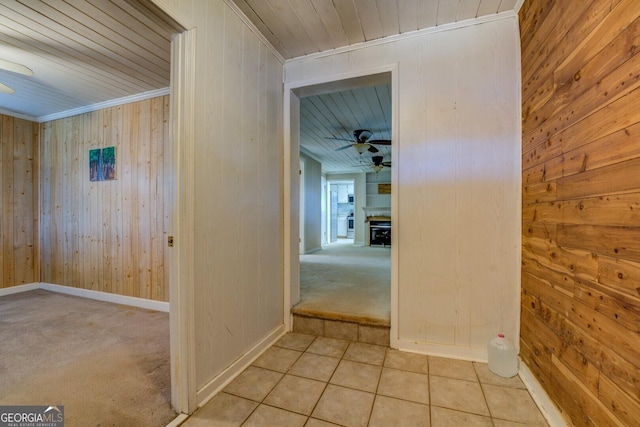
369, 219, 391, 247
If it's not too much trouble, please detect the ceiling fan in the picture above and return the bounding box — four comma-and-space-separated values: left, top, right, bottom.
0, 59, 34, 94
326, 129, 391, 154
367, 155, 391, 172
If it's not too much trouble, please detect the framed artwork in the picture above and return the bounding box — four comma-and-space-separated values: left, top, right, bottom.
89, 146, 116, 181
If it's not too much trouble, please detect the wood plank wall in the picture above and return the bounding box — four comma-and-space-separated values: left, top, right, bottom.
0, 115, 38, 288
520, 1, 640, 425
39, 96, 170, 301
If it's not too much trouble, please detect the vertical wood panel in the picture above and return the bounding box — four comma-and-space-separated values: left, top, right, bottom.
520, 1, 640, 425
172, 0, 285, 391
284, 16, 522, 358
38, 96, 170, 301
3, 116, 15, 286
0, 115, 37, 288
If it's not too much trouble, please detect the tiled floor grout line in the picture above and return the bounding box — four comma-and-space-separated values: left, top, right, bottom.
365, 347, 387, 426
303, 336, 340, 426
197, 334, 548, 426
473, 361, 496, 426
427, 361, 432, 427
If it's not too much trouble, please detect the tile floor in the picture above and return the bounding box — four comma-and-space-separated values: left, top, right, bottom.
182, 333, 548, 427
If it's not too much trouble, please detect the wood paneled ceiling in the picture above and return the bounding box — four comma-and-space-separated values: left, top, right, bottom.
0, 0, 181, 120
230, 0, 520, 60
301, 83, 392, 174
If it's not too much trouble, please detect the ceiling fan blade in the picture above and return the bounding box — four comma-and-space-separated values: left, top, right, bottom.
335, 144, 354, 151
325, 136, 356, 143
367, 145, 379, 153
368, 139, 391, 145
0, 82, 15, 94
0, 59, 33, 76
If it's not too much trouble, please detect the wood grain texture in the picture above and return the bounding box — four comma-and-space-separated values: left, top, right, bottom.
38, 96, 169, 301
520, 1, 640, 425
229, 0, 516, 60
0, 115, 38, 288
0, 0, 176, 119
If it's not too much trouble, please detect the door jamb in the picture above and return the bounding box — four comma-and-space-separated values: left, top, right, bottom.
283, 65, 399, 345
168, 27, 197, 415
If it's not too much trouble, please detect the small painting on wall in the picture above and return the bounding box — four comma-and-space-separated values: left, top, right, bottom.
90, 146, 116, 181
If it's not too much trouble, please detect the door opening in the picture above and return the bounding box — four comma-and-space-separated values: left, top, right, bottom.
327, 179, 355, 244
285, 68, 398, 339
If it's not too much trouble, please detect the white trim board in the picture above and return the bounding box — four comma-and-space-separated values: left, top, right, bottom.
165, 414, 189, 427
0, 282, 169, 313
0, 283, 39, 297
284, 11, 516, 66
395, 338, 488, 363
519, 358, 568, 427
0, 87, 171, 123
195, 324, 286, 407
35, 88, 170, 123
395, 340, 567, 427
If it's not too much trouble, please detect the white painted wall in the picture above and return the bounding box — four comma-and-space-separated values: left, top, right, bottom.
300, 153, 322, 253
158, 0, 285, 403
285, 16, 521, 360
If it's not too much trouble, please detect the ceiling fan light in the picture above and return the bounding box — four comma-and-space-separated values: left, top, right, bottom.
354, 143, 369, 154
0, 82, 15, 95
0, 59, 33, 76
372, 164, 384, 172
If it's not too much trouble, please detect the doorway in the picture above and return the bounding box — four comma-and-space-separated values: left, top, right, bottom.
285, 68, 398, 333
300, 159, 305, 253
327, 179, 355, 245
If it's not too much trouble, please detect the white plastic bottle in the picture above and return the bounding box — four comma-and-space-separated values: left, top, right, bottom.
488, 334, 518, 377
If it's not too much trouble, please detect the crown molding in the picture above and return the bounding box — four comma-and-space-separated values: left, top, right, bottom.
35, 87, 169, 123
285, 10, 517, 66
0, 107, 37, 122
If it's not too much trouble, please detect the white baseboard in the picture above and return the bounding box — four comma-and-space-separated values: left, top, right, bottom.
518, 358, 567, 427
0, 282, 169, 313
195, 324, 287, 407
0, 283, 40, 297
39, 283, 170, 312
165, 413, 189, 427
394, 338, 488, 362
395, 340, 567, 426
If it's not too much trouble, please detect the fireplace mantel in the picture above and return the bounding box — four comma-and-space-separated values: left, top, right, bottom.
362, 206, 391, 218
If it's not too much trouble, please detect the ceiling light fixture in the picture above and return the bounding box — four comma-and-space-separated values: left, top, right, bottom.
0, 59, 34, 95
353, 143, 369, 154
0, 82, 15, 95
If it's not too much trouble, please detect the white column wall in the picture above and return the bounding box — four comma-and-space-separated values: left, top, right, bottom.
160, 0, 285, 398
285, 16, 521, 359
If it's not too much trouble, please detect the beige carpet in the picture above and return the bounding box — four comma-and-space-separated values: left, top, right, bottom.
0, 290, 176, 427
294, 244, 391, 326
